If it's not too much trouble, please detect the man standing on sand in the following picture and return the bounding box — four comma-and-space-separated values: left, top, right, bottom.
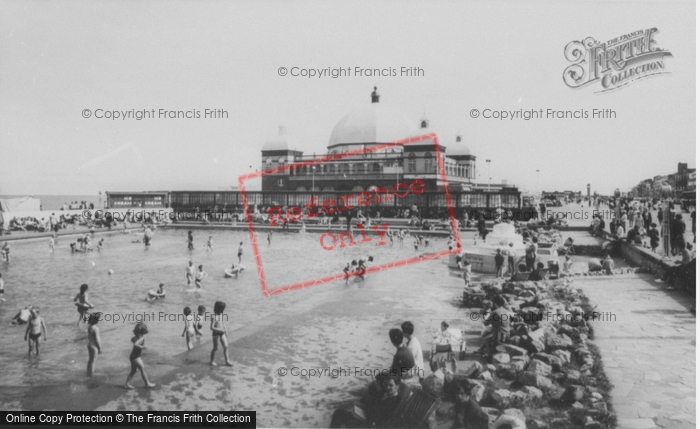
400, 321, 424, 382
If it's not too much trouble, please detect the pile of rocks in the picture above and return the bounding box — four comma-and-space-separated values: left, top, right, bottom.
430, 278, 614, 429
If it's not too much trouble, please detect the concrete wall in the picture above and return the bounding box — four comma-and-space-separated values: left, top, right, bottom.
1, 208, 174, 228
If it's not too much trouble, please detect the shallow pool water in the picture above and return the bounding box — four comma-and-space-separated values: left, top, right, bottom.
0, 228, 448, 388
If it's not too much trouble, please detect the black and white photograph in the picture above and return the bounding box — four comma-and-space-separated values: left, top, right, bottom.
0, 1, 696, 428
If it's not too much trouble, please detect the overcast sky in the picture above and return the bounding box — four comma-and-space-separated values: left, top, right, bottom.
0, 0, 695, 196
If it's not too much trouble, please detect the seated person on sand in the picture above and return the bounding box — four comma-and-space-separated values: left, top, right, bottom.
588, 258, 603, 272
562, 255, 574, 276
602, 254, 615, 275
453, 377, 490, 429
11, 305, 33, 325
329, 372, 411, 428
510, 263, 529, 281
146, 283, 166, 301
528, 262, 546, 281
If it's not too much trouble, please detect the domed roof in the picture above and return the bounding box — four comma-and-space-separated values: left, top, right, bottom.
445, 134, 471, 157
328, 87, 413, 147
263, 126, 294, 151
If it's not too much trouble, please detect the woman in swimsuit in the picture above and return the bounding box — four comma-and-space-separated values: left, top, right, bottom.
74, 284, 94, 326
124, 322, 155, 389
209, 301, 233, 366
181, 307, 196, 350
86, 312, 102, 376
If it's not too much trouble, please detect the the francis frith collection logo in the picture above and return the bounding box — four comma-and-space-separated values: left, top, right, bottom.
563, 28, 672, 93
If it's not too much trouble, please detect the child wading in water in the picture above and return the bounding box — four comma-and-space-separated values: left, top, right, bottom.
210, 301, 233, 366
195, 265, 207, 288
195, 305, 206, 339
206, 236, 213, 252
185, 261, 195, 286
24, 307, 47, 356
182, 307, 198, 350
86, 312, 102, 376
125, 322, 155, 389
74, 283, 94, 326
186, 231, 194, 251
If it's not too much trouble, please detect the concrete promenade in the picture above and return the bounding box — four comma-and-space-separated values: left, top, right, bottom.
580, 275, 696, 429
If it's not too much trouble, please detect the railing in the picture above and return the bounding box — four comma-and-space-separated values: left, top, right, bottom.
165, 190, 529, 213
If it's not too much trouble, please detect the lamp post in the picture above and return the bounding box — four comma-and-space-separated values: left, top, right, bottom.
486, 160, 491, 191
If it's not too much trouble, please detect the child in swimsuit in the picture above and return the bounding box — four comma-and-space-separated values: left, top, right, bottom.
86, 312, 102, 376
96, 239, 104, 252
74, 284, 94, 326
195, 265, 207, 288
237, 242, 243, 264
1, 243, 9, 261
24, 307, 47, 356
49, 237, 55, 253
182, 307, 196, 350
195, 305, 205, 338
206, 236, 213, 251
267, 231, 272, 245
146, 283, 165, 301
463, 261, 472, 286
343, 263, 353, 284
0, 273, 4, 302
210, 301, 233, 366
186, 231, 194, 250
124, 322, 155, 388
185, 261, 195, 285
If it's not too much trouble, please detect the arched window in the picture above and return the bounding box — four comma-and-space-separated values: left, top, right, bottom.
372, 163, 381, 172
356, 163, 366, 174
408, 153, 416, 173
343, 164, 350, 173
265, 157, 272, 166
424, 152, 433, 172
352, 186, 364, 192
322, 186, 335, 191
278, 157, 286, 166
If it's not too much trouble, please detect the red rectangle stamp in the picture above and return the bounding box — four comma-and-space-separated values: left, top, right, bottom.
238, 133, 463, 296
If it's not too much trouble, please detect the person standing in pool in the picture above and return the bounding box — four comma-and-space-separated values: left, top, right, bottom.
1, 242, 10, 261
205, 236, 213, 252
49, 237, 55, 253
195, 265, 207, 289
186, 231, 194, 251
124, 322, 155, 389
86, 312, 102, 376
195, 305, 206, 338
210, 301, 233, 366
237, 242, 244, 265
0, 273, 4, 302
143, 227, 152, 246
74, 284, 94, 326
343, 262, 354, 284
24, 307, 47, 356
185, 261, 195, 286
267, 231, 272, 245
182, 307, 196, 350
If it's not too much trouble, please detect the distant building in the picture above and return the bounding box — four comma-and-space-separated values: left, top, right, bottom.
260, 87, 482, 193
